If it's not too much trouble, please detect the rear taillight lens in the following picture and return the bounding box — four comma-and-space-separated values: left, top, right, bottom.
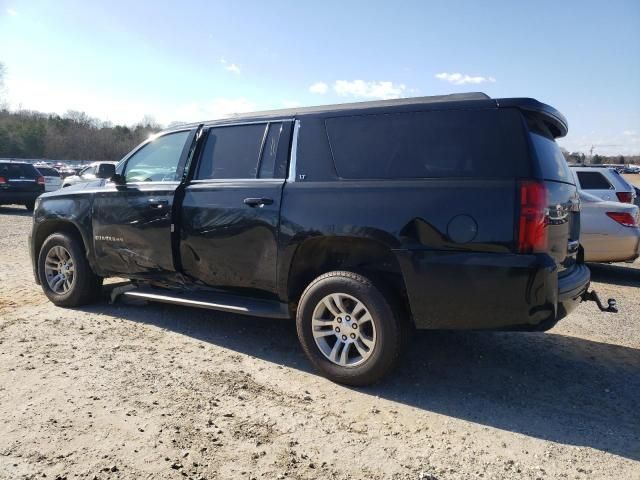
36, 176, 45, 185
0, 176, 6, 184
518, 181, 548, 253
616, 192, 633, 203
606, 212, 638, 227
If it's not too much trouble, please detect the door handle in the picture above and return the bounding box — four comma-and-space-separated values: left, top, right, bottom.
147, 199, 169, 209
243, 197, 274, 207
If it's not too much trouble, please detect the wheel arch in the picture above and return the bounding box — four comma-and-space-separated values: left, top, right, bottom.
283, 235, 414, 324
32, 220, 96, 283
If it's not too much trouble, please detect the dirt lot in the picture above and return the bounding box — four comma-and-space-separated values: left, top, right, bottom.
622, 173, 640, 188
1, 206, 639, 480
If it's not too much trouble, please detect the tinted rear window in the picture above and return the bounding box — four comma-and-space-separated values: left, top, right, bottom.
325, 109, 526, 179
196, 124, 267, 180
0, 163, 39, 178
36, 167, 60, 177
576, 171, 613, 190
529, 132, 573, 183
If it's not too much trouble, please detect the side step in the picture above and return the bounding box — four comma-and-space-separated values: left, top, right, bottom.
122, 286, 291, 319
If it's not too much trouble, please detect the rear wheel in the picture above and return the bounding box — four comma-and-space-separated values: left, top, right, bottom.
38, 232, 102, 307
296, 271, 403, 386
24, 200, 35, 211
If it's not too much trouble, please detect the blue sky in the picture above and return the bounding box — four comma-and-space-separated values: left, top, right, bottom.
0, 0, 639, 154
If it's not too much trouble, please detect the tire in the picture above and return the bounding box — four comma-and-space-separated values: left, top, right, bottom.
24, 200, 35, 211
296, 271, 403, 386
37, 232, 102, 307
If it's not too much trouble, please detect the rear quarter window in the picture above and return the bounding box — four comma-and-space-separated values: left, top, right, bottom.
576, 171, 613, 190
325, 108, 527, 179
529, 132, 573, 184
36, 167, 60, 177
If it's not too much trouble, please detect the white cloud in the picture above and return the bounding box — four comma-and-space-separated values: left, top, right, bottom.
224, 63, 240, 74
4, 73, 257, 125
6, 8, 18, 16
309, 82, 329, 94
219, 58, 240, 74
623, 130, 637, 136
435, 72, 496, 85
333, 80, 406, 99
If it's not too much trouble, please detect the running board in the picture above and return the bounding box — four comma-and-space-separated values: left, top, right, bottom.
122, 286, 290, 319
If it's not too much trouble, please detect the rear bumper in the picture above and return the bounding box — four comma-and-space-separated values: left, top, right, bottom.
0, 190, 42, 204
394, 249, 590, 331
557, 263, 590, 320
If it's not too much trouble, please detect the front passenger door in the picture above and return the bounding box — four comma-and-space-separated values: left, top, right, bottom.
92, 129, 195, 278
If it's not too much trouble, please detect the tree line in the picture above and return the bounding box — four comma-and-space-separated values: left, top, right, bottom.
0, 109, 161, 161
561, 149, 639, 166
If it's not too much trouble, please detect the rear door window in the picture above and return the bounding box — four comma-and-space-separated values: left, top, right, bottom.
196, 124, 267, 180
325, 109, 526, 179
576, 171, 613, 190
257, 123, 282, 179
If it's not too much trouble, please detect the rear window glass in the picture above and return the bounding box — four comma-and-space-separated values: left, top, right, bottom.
576, 171, 613, 190
0, 163, 39, 178
36, 167, 60, 177
325, 109, 524, 179
529, 132, 573, 183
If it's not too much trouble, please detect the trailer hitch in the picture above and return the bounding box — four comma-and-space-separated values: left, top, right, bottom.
582, 290, 618, 313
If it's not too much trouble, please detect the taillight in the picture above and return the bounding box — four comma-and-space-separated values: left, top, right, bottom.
616, 192, 633, 203
36, 176, 45, 185
518, 181, 548, 253
0, 176, 6, 184
606, 212, 638, 227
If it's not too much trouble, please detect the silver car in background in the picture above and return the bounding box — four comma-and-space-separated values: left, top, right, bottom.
571, 166, 636, 204
579, 191, 640, 263
34, 165, 62, 192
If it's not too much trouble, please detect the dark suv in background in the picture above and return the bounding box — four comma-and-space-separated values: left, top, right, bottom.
30, 93, 601, 385
0, 161, 45, 210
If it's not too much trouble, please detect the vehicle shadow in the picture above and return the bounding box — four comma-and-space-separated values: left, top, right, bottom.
83, 286, 640, 461
588, 262, 640, 287
0, 205, 33, 217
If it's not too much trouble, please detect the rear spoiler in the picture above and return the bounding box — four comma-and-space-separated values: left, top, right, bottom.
496, 97, 568, 138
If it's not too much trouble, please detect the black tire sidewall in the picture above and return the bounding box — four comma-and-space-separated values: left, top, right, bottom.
296, 272, 401, 386
37, 233, 99, 307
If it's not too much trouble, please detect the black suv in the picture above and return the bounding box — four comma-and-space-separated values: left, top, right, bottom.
30, 93, 595, 385
0, 161, 45, 210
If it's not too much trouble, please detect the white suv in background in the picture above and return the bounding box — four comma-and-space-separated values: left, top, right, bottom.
62, 162, 117, 188
570, 166, 636, 204
34, 165, 62, 192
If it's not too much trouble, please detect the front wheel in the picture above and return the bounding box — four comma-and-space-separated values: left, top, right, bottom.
38, 232, 102, 307
296, 271, 403, 386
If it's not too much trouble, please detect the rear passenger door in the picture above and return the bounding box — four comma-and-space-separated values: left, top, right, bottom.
179, 121, 292, 295
575, 170, 615, 201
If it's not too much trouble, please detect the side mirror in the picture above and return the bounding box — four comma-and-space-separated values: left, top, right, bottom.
96, 163, 116, 180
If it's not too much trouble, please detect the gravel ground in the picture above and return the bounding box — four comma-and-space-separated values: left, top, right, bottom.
0, 205, 638, 480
